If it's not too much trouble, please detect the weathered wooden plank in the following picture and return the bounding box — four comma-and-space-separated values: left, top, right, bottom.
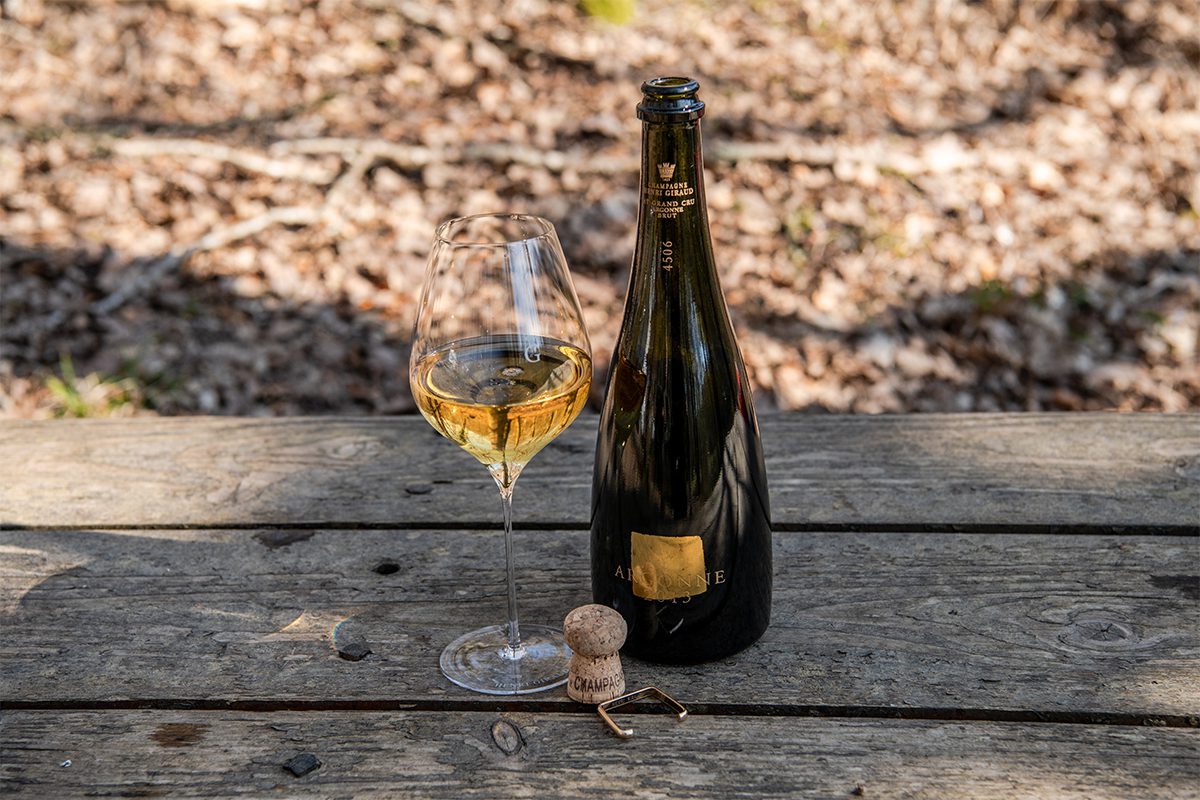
2, 528, 1196, 717
1, 711, 1196, 799
0, 414, 1196, 530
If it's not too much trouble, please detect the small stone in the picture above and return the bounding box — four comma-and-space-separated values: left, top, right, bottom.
282, 753, 321, 777
71, 178, 114, 218
1028, 161, 1064, 193
337, 642, 372, 661
980, 182, 1006, 207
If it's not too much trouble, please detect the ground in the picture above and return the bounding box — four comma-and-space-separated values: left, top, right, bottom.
1, 0, 1197, 417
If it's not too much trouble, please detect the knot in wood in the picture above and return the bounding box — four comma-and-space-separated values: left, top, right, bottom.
490, 719, 524, 756
563, 604, 627, 657
1059, 613, 1145, 653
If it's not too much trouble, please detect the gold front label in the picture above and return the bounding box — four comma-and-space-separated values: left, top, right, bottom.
630, 531, 706, 601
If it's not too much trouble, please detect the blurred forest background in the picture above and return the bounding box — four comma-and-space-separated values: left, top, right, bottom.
1, 0, 1197, 418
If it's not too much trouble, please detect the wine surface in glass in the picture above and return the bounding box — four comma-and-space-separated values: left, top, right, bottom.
412, 334, 592, 482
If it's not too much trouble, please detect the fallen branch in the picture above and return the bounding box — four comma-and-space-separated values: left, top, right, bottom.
89, 205, 320, 316
105, 134, 938, 186
110, 138, 338, 184
191, 204, 320, 252
325, 149, 378, 207
709, 140, 839, 167
319, 150, 378, 237
269, 138, 635, 174
271, 136, 940, 175
90, 251, 188, 316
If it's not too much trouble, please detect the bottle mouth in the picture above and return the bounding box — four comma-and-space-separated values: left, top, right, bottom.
638, 76, 704, 122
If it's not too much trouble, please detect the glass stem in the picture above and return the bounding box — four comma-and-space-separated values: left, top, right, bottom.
498, 482, 522, 655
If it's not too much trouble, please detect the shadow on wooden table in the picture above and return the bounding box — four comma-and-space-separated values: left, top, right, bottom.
0, 524, 592, 705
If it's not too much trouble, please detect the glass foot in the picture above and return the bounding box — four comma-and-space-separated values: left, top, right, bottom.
440, 623, 571, 695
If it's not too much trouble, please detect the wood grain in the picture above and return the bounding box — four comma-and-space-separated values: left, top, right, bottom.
2, 527, 1196, 718
1, 414, 1195, 531
2, 710, 1196, 799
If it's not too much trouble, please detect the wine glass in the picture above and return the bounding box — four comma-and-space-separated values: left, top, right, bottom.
410, 213, 592, 694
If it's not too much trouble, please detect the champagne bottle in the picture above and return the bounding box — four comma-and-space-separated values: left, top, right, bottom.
590, 77, 772, 663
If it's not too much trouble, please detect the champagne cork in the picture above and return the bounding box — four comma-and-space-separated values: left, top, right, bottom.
563, 604, 627, 704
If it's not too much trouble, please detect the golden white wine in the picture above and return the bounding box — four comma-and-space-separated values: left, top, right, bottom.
412, 334, 592, 485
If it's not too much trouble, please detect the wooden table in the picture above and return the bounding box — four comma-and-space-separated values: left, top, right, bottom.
1, 414, 1197, 798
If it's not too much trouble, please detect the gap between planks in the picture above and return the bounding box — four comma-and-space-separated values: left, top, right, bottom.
4, 699, 1196, 729
2, 521, 1196, 535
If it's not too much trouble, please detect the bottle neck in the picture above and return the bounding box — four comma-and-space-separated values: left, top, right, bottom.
617, 109, 735, 369
637, 119, 708, 236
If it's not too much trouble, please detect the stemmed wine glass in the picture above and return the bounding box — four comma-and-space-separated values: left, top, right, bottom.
410, 213, 592, 694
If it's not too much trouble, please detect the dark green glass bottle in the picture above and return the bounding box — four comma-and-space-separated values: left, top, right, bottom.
590, 77, 772, 664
